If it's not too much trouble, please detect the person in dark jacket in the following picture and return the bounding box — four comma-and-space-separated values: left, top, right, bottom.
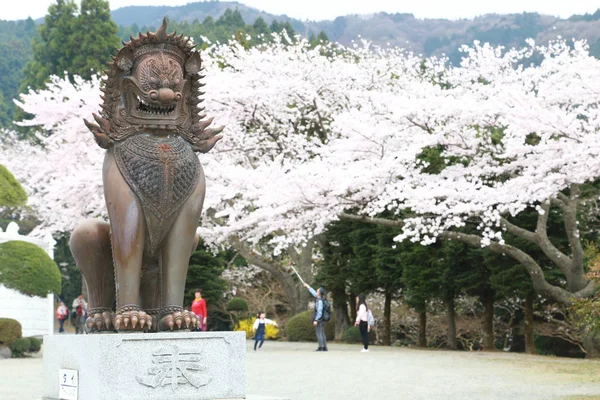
304, 283, 328, 351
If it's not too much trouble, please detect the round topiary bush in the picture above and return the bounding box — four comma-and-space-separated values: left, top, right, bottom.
0, 164, 27, 208
0, 240, 61, 297
286, 310, 335, 341
10, 338, 31, 357
0, 318, 22, 345
28, 337, 42, 353
226, 297, 249, 312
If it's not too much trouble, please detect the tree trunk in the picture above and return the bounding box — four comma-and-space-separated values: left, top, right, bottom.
332, 289, 350, 340
524, 292, 536, 355
228, 236, 310, 315
481, 291, 495, 351
349, 292, 357, 322
382, 289, 392, 346
582, 336, 600, 358
418, 310, 427, 348
295, 281, 312, 313
446, 296, 457, 350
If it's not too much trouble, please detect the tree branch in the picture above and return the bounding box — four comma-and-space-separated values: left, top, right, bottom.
227, 235, 302, 314
563, 185, 585, 278
441, 231, 575, 305
501, 204, 572, 276
339, 213, 404, 228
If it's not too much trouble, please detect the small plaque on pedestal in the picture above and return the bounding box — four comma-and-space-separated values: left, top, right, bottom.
58, 368, 78, 400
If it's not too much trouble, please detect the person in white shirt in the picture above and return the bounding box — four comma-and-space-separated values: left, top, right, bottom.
354, 294, 370, 352
252, 311, 278, 352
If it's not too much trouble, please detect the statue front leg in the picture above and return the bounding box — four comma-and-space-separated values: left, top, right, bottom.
158, 178, 205, 331
139, 234, 199, 331
70, 219, 115, 332
104, 151, 151, 331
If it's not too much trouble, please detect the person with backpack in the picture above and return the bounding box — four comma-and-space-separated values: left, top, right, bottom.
56, 301, 69, 333
303, 283, 330, 352
72, 294, 88, 334
354, 294, 372, 352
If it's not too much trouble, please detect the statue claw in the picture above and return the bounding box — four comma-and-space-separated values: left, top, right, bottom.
158, 308, 195, 332
114, 306, 149, 332
86, 309, 115, 333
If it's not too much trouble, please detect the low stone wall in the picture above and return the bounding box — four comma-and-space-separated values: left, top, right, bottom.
0, 222, 56, 337
0, 285, 54, 337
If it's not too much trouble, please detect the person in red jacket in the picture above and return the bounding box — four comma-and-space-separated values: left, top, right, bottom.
191, 289, 207, 331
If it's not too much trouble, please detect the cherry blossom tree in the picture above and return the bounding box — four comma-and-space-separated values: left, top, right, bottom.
3, 35, 600, 316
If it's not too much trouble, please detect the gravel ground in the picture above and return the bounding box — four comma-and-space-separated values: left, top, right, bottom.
2, 340, 600, 400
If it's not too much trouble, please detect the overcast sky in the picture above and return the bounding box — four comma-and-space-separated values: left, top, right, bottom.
4, 0, 598, 21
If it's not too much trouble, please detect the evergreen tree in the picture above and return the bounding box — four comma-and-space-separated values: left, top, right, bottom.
20, 0, 119, 92
184, 243, 227, 307
70, 0, 120, 79
0, 18, 37, 125
184, 241, 229, 330
53, 234, 82, 306
20, 0, 78, 92
0, 91, 11, 127
252, 17, 270, 37
317, 31, 329, 42
216, 9, 245, 30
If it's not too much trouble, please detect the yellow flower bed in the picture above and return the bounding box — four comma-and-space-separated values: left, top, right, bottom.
234, 317, 279, 339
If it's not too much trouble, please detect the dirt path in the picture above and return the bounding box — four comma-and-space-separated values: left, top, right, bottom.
2, 340, 600, 399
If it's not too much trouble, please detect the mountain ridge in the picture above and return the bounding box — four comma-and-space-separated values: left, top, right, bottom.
108, 2, 600, 60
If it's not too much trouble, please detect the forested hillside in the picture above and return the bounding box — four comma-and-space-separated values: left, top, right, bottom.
0, 19, 37, 126
1, 1, 599, 125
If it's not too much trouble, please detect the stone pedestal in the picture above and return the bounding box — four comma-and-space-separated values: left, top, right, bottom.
43, 331, 246, 400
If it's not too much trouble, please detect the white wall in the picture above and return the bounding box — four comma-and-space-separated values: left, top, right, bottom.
0, 222, 56, 337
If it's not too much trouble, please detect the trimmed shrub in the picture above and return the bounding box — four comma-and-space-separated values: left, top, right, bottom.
0, 240, 61, 297
10, 338, 31, 357
226, 297, 249, 312
342, 326, 376, 344
0, 164, 27, 208
28, 337, 42, 353
342, 326, 362, 343
234, 317, 280, 340
0, 318, 22, 345
286, 310, 335, 341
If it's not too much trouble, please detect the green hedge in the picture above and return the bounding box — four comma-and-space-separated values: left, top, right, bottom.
226, 297, 249, 312
0, 240, 61, 297
342, 326, 376, 344
28, 337, 41, 353
0, 164, 27, 208
10, 338, 30, 357
286, 310, 335, 341
0, 318, 22, 345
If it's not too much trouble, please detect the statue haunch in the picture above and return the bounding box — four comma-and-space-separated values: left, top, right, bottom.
71, 18, 223, 333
